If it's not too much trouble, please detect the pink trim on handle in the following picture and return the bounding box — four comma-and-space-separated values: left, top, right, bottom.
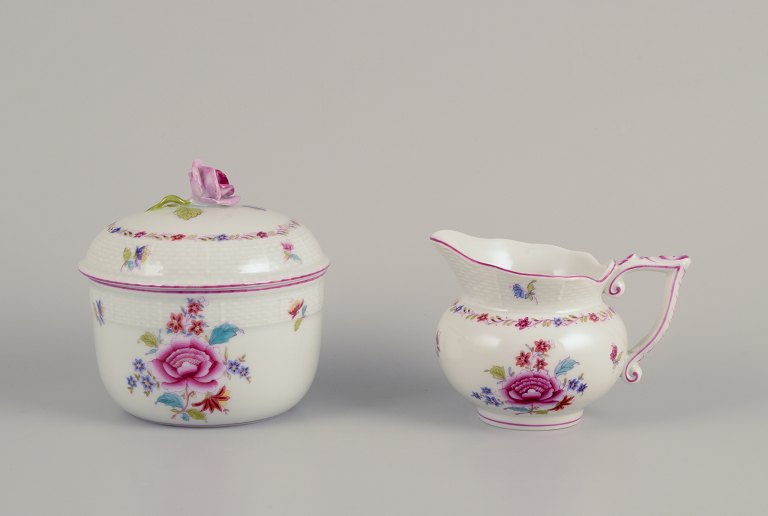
606, 254, 690, 383
615, 254, 690, 268
430, 236, 616, 283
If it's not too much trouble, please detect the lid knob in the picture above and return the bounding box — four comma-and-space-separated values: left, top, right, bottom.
146, 160, 240, 220
80, 159, 329, 291
189, 159, 240, 206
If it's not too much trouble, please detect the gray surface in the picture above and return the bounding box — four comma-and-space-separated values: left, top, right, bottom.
0, 1, 765, 515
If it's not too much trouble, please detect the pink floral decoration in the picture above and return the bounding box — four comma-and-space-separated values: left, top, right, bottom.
188, 320, 204, 336
149, 337, 225, 392
187, 300, 203, 316
166, 313, 184, 333
498, 370, 566, 407
288, 299, 305, 320
515, 317, 531, 330
189, 159, 240, 206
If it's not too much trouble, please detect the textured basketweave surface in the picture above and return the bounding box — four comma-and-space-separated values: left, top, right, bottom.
80, 205, 330, 286
89, 281, 324, 328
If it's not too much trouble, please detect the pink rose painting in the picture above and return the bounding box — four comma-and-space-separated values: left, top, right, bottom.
471, 339, 588, 415
149, 337, 225, 392
498, 370, 565, 407
125, 298, 250, 423
189, 159, 240, 206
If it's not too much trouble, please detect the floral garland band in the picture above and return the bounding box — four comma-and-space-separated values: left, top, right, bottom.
448, 302, 615, 330
106, 219, 301, 242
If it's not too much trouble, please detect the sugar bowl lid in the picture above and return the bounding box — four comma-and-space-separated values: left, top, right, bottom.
79, 160, 329, 293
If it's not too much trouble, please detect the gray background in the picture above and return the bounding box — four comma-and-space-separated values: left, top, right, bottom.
1, 1, 765, 515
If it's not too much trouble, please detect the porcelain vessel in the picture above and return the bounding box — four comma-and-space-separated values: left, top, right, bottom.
431, 230, 690, 430
80, 161, 329, 425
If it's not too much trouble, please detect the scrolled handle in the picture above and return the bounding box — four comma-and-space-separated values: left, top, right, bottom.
605, 254, 691, 383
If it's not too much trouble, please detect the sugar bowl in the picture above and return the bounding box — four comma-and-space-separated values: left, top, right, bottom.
80, 160, 329, 425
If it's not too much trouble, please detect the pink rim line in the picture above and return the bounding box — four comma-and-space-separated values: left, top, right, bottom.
478, 413, 582, 427
430, 236, 616, 283
80, 265, 329, 294
80, 264, 329, 289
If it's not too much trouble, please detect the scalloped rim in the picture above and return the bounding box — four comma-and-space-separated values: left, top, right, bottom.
430, 231, 616, 283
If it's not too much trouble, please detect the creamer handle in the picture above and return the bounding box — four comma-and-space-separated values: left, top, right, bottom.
604, 254, 691, 383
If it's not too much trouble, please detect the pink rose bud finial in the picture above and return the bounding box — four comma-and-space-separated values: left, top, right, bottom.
188, 159, 240, 206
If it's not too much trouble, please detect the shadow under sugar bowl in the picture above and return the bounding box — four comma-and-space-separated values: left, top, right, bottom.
79, 160, 329, 425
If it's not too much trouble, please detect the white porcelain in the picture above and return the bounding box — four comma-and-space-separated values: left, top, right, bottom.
80, 163, 329, 426
431, 230, 690, 430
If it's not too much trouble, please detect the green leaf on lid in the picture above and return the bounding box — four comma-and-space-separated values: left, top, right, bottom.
174, 206, 203, 220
